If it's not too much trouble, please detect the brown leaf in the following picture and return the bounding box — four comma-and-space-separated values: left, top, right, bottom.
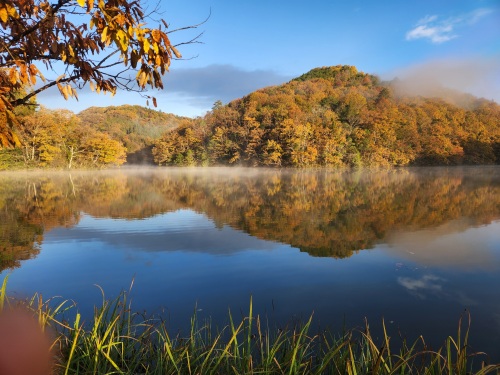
151, 29, 161, 43
171, 46, 181, 59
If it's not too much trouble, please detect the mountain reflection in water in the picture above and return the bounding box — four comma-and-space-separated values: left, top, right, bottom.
1, 167, 499, 270
1, 167, 500, 361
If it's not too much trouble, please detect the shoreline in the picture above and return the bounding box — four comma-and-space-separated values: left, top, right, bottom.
1, 281, 499, 374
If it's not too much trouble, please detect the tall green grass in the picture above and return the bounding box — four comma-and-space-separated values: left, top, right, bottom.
1, 277, 499, 374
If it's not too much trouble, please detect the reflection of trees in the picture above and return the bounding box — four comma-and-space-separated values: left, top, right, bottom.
0, 175, 80, 272
1, 168, 500, 272
0, 217, 42, 270
0, 171, 181, 272
150, 169, 500, 258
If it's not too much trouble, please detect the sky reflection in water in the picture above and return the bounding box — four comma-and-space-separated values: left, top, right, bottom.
0, 168, 499, 360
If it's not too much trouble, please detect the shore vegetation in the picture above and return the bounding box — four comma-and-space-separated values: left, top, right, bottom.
1, 277, 499, 374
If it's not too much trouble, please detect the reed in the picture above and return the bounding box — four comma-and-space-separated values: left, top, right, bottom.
1, 278, 499, 375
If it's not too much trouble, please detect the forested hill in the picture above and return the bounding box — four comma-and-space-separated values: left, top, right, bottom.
152, 65, 500, 167
0, 104, 192, 170
78, 105, 192, 162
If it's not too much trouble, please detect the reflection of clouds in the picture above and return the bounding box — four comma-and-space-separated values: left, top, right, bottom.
46, 210, 285, 256
386, 220, 500, 270
398, 274, 444, 299
398, 274, 478, 306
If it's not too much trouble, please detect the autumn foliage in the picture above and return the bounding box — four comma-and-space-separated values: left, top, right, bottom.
2, 62, 499, 168
0, 104, 190, 168
1, 107, 127, 168
78, 105, 190, 158
1, 0, 182, 145
2, 169, 500, 272
153, 66, 500, 167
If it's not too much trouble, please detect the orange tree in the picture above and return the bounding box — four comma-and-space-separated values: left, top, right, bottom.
0, 0, 200, 146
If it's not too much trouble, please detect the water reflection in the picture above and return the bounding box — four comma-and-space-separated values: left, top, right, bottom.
398, 274, 445, 297
49, 211, 278, 254
397, 273, 479, 307
1, 167, 500, 272
386, 220, 500, 269
1, 168, 500, 361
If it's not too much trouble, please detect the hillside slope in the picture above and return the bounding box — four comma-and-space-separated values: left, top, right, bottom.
153, 65, 500, 167
79, 105, 192, 163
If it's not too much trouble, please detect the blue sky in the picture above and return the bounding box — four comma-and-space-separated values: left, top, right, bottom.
38, 0, 500, 117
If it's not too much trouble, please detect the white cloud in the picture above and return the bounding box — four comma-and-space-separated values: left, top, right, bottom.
406, 8, 493, 44
416, 15, 438, 26
406, 24, 456, 43
152, 64, 292, 114
467, 8, 494, 24
160, 64, 292, 102
397, 273, 477, 306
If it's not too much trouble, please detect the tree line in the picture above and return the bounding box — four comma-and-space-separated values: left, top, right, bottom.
0, 0, 204, 158
1, 65, 499, 169
1, 0, 497, 169
152, 66, 500, 167
1, 106, 127, 169
0, 104, 190, 169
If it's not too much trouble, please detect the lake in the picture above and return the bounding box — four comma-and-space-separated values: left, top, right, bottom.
1, 167, 499, 361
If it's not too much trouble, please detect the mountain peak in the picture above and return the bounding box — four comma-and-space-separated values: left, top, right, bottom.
292, 65, 380, 87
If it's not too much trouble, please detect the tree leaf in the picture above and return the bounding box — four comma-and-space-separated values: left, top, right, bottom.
171, 46, 182, 59
143, 38, 150, 53
0, 8, 8, 23
151, 29, 161, 43
101, 26, 108, 43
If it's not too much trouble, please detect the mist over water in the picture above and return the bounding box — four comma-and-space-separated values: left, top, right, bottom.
1, 167, 499, 360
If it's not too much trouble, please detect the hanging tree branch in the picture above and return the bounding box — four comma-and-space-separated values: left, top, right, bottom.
0, 0, 208, 115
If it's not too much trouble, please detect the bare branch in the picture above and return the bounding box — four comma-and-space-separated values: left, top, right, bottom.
167, 9, 211, 34
174, 31, 205, 47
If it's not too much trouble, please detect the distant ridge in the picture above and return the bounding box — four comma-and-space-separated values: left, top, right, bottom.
78, 105, 193, 164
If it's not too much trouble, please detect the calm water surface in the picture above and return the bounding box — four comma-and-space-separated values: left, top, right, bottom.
1, 167, 499, 360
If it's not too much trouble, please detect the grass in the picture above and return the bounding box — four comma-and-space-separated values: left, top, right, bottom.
1, 276, 499, 375
0, 148, 25, 170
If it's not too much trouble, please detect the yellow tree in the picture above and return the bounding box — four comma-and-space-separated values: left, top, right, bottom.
84, 132, 126, 166
0, 0, 202, 144
14, 106, 126, 168
290, 122, 317, 166
261, 139, 282, 166
16, 107, 67, 165
152, 123, 203, 166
